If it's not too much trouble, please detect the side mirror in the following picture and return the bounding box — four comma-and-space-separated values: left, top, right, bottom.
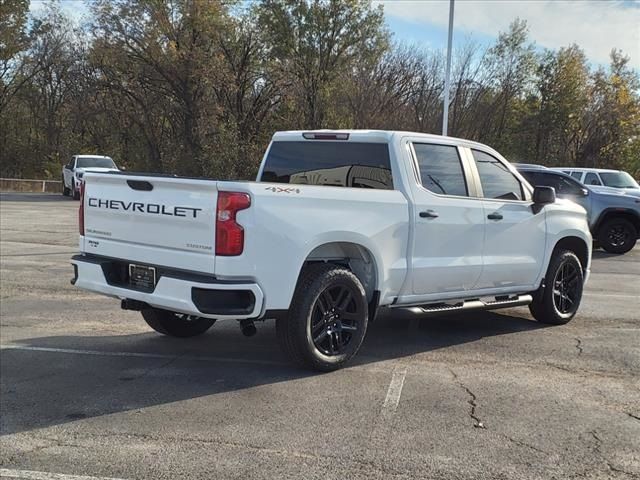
580, 187, 589, 197
119, 165, 126, 171
533, 186, 556, 205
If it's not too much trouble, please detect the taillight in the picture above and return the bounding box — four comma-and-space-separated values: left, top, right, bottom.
215, 192, 251, 256
79, 182, 85, 236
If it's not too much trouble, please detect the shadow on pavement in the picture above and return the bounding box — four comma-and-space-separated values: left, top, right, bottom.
591, 250, 628, 260
1, 308, 547, 436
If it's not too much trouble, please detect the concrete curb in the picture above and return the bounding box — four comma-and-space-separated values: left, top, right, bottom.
0, 178, 62, 193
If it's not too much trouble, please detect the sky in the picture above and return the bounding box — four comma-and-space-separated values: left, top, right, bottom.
30, 0, 640, 70
377, 0, 640, 70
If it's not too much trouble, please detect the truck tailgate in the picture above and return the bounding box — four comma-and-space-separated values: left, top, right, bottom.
82, 173, 218, 274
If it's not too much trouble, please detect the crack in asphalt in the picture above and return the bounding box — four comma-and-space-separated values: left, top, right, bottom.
575, 338, 583, 355
9, 436, 87, 460
501, 435, 549, 455
590, 430, 636, 478
626, 412, 640, 421
449, 369, 485, 429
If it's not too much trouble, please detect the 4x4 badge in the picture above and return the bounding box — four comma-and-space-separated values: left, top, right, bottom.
265, 186, 300, 194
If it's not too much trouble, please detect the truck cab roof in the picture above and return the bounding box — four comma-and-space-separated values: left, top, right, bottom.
271, 130, 493, 151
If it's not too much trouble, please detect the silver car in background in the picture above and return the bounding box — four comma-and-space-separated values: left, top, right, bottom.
517, 165, 640, 254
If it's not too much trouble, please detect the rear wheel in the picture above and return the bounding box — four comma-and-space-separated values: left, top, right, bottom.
529, 250, 583, 325
598, 218, 637, 254
142, 308, 216, 337
276, 263, 368, 372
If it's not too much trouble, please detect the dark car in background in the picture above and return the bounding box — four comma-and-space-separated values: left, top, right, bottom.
516, 165, 640, 254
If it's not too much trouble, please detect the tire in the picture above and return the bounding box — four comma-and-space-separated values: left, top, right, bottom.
529, 249, 584, 325
142, 308, 216, 338
276, 263, 369, 372
72, 180, 80, 200
62, 176, 70, 196
597, 218, 637, 254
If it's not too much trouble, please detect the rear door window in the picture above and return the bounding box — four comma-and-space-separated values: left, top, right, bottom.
261, 141, 393, 189
551, 174, 585, 195
412, 143, 468, 196
472, 150, 524, 201
570, 172, 583, 180
584, 172, 602, 185
519, 171, 544, 187
531, 172, 584, 195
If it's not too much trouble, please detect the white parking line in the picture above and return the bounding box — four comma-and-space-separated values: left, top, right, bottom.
382, 365, 408, 413
0, 468, 128, 480
0, 345, 286, 367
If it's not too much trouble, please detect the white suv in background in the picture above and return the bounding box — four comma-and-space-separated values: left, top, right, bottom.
62, 155, 119, 199
552, 168, 640, 195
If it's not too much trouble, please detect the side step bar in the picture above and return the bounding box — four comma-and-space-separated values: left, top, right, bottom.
411, 294, 533, 316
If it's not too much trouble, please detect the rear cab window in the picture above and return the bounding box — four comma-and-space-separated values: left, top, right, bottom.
260, 141, 393, 189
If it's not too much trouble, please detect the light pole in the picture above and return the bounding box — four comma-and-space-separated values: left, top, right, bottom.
442, 0, 455, 136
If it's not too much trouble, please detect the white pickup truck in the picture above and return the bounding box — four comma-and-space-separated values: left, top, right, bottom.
62, 155, 119, 200
71, 130, 592, 371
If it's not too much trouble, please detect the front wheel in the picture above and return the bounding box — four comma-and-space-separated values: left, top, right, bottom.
142, 308, 216, 337
598, 218, 637, 254
62, 176, 70, 196
529, 250, 584, 325
72, 180, 80, 200
277, 263, 369, 372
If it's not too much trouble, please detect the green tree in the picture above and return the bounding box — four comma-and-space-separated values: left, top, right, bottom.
483, 19, 536, 150
0, 0, 30, 114
584, 50, 640, 175
91, 0, 230, 176
256, 0, 389, 129
534, 45, 590, 165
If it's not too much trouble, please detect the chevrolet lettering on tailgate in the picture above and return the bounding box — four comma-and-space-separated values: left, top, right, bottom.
88, 197, 202, 218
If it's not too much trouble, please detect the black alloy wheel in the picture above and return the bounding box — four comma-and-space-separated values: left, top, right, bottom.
599, 218, 637, 254
552, 260, 580, 315
310, 283, 361, 356
529, 249, 583, 325
276, 263, 369, 371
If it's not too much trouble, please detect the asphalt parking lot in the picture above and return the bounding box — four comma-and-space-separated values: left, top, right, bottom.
1, 192, 639, 480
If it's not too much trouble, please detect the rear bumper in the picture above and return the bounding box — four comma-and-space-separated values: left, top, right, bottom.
71, 254, 264, 320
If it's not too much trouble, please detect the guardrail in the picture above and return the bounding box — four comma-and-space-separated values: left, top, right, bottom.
0, 178, 62, 193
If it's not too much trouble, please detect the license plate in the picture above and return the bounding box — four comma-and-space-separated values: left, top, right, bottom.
129, 264, 156, 290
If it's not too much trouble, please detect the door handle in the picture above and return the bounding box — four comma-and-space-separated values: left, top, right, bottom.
487, 212, 503, 220
419, 210, 439, 218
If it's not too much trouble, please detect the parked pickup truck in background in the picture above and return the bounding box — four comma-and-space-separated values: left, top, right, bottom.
62, 155, 119, 200
517, 165, 640, 254
71, 130, 592, 371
